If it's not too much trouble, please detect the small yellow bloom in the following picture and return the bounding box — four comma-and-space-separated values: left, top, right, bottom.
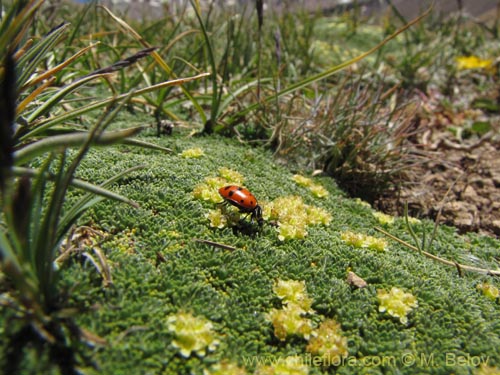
193, 183, 222, 203
167, 311, 219, 358
218, 167, 244, 185
267, 196, 331, 241
180, 147, 205, 158
273, 279, 313, 313
406, 216, 421, 225
292, 174, 313, 187
277, 222, 307, 241
309, 184, 329, 198
474, 363, 500, 375
377, 287, 418, 325
306, 319, 348, 365
341, 231, 388, 252
353, 198, 371, 208
292, 175, 329, 198
305, 206, 332, 226
206, 209, 228, 229
476, 282, 499, 301
373, 212, 395, 226
267, 304, 314, 341
456, 55, 493, 71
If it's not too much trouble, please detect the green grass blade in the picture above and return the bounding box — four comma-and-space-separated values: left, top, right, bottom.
56, 164, 145, 241
189, 0, 218, 124
11, 166, 141, 208
16, 22, 70, 88
14, 127, 144, 165
25, 73, 109, 124
0, 0, 44, 54
22, 73, 210, 139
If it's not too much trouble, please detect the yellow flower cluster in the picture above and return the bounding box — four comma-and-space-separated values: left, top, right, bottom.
273, 279, 314, 311
456, 55, 493, 71
255, 356, 309, 375
373, 212, 395, 226
167, 311, 219, 358
180, 147, 205, 158
377, 287, 418, 325
353, 198, 371, 208
265, 196, 331, 241
474, 363, 500, 375
266, 279, 314, 341
292, 175, 329, 198
193, 168, 245, 204
406, 216, 421, 225
476, 282, 499, 301
266, 279, 349, 366
306, 319, 349, 365
341, 231, 388, 252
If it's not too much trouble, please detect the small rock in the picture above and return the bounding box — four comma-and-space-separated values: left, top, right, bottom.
441, 201, 479, 232
490, 220, 500, 236
462, 185, 478, 199
346, 271, 367, 289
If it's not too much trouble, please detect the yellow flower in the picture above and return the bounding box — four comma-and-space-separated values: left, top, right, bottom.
193, 183, 222, 203
353, 198, 371, 208
373, 212, 395, 226
292, 174, 313, 187
273, 279, 313, 313
377, 287, 418, 325
306, 319, 348, 366
406, 216, 421, 225
476, 282, 499, 301
267, 279, 315, 341
474, 363, 500, 375
218, 167, 244, 185
180, 147, 205, 158
266, 304, 314, 341
341, 231, 388, 252
193, 169, 245, 206
206, 209, 228, 229
292, 175, 329, 198
309, 184, 329, 198
267, 196, 331, 241
456, 56, 493, 71
305, 205, 332, 225
167, 311, 219, 357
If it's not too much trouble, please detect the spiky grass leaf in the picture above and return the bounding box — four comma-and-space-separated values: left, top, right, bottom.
25, 73, 111, 125
14, 127, 143, 165
0, 0, 44, 57
99, 5, 208, 124
22, 73, 210, 139
16, 22, 70, 88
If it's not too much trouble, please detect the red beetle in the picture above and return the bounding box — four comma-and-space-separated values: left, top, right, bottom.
219, 185, 263, 226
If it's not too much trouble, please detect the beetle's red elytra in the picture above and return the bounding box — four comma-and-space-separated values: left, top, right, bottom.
218, 185, 263, 226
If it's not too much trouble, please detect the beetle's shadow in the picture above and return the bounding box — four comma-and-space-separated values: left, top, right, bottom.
230, 220, 262, 237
